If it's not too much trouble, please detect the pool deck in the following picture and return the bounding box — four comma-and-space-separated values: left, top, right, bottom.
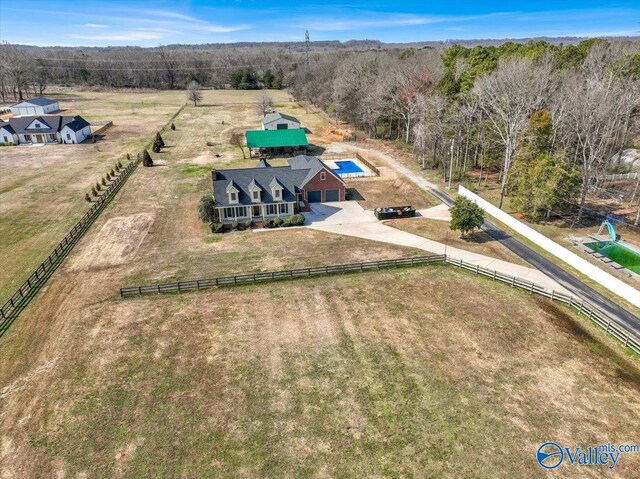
580, 235, 639, 278
323, 158, 377, 178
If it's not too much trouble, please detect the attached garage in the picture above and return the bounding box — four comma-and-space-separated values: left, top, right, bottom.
325, 189, 340, 202
307, 191, 322, 203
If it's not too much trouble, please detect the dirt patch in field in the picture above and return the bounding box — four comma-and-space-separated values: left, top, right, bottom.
69, 213, 154, 271
178, 150, 236, 165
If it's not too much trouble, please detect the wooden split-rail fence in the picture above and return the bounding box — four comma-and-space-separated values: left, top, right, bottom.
120, 254, 640, 355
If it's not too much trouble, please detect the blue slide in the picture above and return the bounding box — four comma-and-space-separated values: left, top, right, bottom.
602, 221, 617, 242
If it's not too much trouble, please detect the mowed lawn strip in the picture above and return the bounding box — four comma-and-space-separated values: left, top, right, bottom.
0, 268, 638, 478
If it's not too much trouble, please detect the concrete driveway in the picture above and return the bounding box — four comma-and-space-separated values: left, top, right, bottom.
303, 201, 568, 293
304, 201, 377, 226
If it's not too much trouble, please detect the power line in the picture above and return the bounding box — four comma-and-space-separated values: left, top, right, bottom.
32, 62, 304, 72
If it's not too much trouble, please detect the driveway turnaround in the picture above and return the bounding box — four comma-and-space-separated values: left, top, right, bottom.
304, 201, 568, 293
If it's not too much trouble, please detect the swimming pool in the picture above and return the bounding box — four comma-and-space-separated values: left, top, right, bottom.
584, 241, 640, 274
332, 160, 364, 175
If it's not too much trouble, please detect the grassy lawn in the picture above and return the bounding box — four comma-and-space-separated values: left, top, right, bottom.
385, 217, 529, 265
346, 167, 434, 211
0, 90, 185, 300
2, 90, 638, 478
1, 268, 638, 478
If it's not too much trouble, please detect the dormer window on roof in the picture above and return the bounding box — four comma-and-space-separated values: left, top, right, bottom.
226, 181, 240, 204
248, 179, 262, 203
269, 177, 284, 201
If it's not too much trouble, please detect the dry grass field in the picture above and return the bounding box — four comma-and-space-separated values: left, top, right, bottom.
385, 217, 529, 265
0, 90, 185, 299
0, 90, 638, 478
1, 267, 638, 478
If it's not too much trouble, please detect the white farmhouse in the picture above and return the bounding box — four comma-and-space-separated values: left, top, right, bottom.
0, 115, 91, 145
10, 97, 60, 116
261, 112, 301, 131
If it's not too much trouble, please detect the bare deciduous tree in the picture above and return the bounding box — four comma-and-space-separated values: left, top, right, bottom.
186, 80, 202, 106
229, 131, 247, 159
557, 71, 640, 218
473, 56, 554, 208
255, 90, 273, 117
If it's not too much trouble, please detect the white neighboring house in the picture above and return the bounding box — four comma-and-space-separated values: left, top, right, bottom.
261, 112, 301, 131
0, 115, 91, 145
10, 97, 60, 116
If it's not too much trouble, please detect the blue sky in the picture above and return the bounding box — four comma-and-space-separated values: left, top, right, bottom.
1, 1, 639, 47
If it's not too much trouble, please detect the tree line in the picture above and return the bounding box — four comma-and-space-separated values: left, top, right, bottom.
2, 38, 639, 221
0, 43, 298, 99
287, 38, 640, 220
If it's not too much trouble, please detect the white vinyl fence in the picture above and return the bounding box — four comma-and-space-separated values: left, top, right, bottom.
458, 186, 640, 308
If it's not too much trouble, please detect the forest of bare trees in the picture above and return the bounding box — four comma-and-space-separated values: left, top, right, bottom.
288, 38, 640, 220
2, 38, 639, 220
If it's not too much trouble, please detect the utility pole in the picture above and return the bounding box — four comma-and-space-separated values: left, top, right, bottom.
448, 138, 455, 190
305, 30, 310, 69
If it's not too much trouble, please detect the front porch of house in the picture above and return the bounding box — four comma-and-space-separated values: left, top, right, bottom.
19, 133, 58, 144
217, 201, 297, 224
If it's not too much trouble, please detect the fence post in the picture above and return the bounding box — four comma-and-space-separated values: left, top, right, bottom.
476, 264, 479, 274
569, 297, 573, 308
578, 301, 584, 314
157, 285, 161, 294
606, 321, 611, 333
138, 286, 142, 296
511, 276, 516, 287
530, 282, 534, 293
493, 270, 497, 280
550, 290, 555, 301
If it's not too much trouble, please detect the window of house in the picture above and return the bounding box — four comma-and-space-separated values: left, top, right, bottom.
274, 189, 281, 199
320, 172, 326, 180
34, 123, 40, 128
235, 206, 247, 217
223, 207, 235, 219
279, 203, 288, 214
230, 192, 237, 202
66, 133, 71, 140
252, 191, 259, 200
267, 204, 277, 215
2, 136, 7, 143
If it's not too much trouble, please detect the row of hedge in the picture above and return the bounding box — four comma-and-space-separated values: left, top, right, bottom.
209, 214, 305, 233
264, 214, 305, 228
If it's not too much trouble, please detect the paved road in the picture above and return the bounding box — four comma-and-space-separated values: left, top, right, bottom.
302, 202, 567, 293
338, 143, 640, 337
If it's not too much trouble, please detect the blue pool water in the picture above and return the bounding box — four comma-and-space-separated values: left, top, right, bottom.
333, 160, 364, 175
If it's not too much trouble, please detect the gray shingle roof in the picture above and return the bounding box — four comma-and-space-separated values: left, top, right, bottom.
261, 112, 300, 125
11, 97, 59, 107
0, 115, 89, 134
212, 156, 342, 207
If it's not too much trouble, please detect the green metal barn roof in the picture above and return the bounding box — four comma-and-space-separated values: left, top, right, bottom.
245, 129, 308, 148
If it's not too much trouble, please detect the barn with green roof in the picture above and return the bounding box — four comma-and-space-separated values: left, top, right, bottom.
245, 129, 309, 157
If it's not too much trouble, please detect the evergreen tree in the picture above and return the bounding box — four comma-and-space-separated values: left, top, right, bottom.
142, 150, 153, 167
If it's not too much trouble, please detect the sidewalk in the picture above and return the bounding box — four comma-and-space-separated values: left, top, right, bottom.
304, 201, 569, 293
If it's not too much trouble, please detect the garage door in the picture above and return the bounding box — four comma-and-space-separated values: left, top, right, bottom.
325, 189, 340, 202
307, 191, 322, 203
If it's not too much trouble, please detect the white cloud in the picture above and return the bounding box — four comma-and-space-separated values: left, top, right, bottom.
80, 23, 108, 28
143, 9, 204, 23
66, 31, 164, 42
